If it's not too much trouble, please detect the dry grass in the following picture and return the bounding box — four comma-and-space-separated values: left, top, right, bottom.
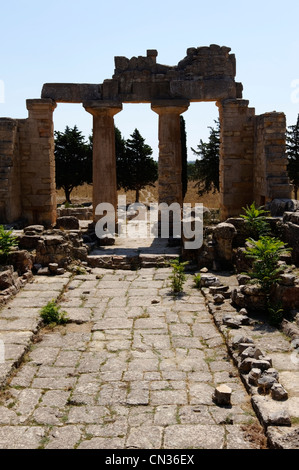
56, 181, 220, 208
241, 422, 268, 449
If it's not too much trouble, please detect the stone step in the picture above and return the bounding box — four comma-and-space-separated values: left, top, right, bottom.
87, 253, 179, 269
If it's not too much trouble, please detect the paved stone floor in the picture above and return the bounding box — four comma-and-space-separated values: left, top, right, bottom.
0, 267, 264, 449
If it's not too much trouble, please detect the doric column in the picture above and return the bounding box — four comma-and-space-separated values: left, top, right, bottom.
151, 100, 189, 206
20, 98, 57, 226
84, 101, 122, 222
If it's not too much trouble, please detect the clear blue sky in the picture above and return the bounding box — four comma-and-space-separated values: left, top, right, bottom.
1, 0, 299, 160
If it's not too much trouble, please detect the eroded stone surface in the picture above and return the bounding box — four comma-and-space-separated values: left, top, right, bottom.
0, 267, 292, 449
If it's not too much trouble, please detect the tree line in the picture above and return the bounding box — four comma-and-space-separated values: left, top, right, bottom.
55, 114, 299, 203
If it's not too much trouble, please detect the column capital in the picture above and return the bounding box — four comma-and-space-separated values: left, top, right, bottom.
151, 99, 189, 115
216, 98, 250, 110
83, 100, 122, 117
26, 98, 57, 113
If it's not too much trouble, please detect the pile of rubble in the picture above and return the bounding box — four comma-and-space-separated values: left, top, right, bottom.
200, 272, 297, 432
0, 216, 91, 304
17, 216, 89, 275
0, 264, 33, 306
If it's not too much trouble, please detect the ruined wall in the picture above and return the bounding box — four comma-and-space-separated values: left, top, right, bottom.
0, 118, 21, 223
0, 45, 293, 226
0, 100, 57, 227
254, 113, 291, 205
42, 45, 243, 104
217, 99, 255, 219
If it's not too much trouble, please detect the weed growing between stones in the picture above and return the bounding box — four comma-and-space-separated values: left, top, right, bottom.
193, 273, 202, 288
40, 300, 69, 326
169, 259, 189, 293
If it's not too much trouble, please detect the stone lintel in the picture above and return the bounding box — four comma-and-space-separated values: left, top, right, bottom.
41, 83, 101, 103
151, 99, 190, 115
83, 101, 122, 117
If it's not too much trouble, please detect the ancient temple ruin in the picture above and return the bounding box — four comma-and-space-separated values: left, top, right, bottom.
0, 45, 291, 226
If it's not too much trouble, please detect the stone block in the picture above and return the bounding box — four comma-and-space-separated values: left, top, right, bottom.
56, 216, 79, 231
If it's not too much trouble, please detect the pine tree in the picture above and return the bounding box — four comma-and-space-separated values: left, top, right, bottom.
191, 119, 220, 196
286, 114, 299, 200
117, 128, 157, 203
54, 125, 92, 203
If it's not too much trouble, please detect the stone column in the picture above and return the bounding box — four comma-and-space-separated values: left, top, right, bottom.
19, 98, 57, 226
151, 100, 189, 206
84, 101, 122, 222
217, 99, 255, 220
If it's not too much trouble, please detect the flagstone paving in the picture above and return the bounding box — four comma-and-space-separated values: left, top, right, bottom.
0, 267, 266, 449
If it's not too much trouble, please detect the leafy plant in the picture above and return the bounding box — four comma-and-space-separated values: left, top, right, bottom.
267, 301, 285, 327
40, 300, 69, 325
169, 259, 189, 293
240, 202, 270, 239
244, 236, 291, 293
193, 274, 202, 288
0, 225, 18, 258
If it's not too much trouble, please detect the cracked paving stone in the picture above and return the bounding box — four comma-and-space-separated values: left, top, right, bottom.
77, 437, 125, 449
0, 406, 19, 425
154, 405, 178, 426
36, 366, 76, 378
85, 419, 128, 438
9, 364, 37, 388
126, 383, 149, 405
126, 425, 163, 449
0, 426, 45, 449
40, 390, 71, 407
164, 424, 225, 449
29, 347, 60, 366
178, 405, 214, 425
31, 377, 76, 390
67, 406, 110, 424
14, 389, 43, 421
45, 425, 83, 449
92, 319, 133, 331
150, 390, 188, 405
32, 406, 64, 426
189, 383, 215, 405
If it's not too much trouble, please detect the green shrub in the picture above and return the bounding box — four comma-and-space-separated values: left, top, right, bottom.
40, 300, 68, 325
240, 202, 270, 240
193, 273, 202, 288
244, 236, 291, 293
169, 259, 189, 293
0, 225, 18, 258
267, 301, 285, 327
